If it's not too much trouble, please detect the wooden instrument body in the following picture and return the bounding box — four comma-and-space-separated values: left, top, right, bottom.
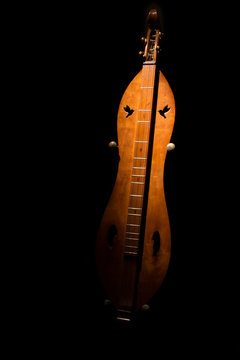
96, 68, 175, 313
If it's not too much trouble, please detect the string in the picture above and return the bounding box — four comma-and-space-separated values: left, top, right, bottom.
125, 45, 156, 253
135, 65, 155, 198
126, 65, 154, 243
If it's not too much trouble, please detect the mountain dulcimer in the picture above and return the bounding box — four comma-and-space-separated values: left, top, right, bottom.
96, 9, 176, 322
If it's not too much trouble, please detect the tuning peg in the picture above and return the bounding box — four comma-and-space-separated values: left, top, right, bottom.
167, 143, 175, 151
141, 37, 147, 43
108, 141, 118, 148
139, 51, 144, 55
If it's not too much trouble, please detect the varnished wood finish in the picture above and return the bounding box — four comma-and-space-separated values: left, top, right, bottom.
96, 70, 142, 308
96, 68, 175, 313
147, 9, 160, 29
136, 70, 175, 309
96, 9, 175, 320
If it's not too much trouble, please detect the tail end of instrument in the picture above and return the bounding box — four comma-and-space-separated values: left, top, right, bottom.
116, 308, 132, 323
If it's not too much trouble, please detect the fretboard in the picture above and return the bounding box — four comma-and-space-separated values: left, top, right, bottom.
124, 64, 156, 256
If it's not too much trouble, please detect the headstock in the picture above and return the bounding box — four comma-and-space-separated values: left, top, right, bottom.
139, 9, 164, 64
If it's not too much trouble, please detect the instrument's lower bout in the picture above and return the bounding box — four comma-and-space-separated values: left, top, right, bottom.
95, 68, 175, 319
96, 223, 171, 316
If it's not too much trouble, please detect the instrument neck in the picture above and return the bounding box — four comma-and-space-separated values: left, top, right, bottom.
123, 64, 159, 257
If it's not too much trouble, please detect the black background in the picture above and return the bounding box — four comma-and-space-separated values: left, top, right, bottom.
19, 0, 239, 356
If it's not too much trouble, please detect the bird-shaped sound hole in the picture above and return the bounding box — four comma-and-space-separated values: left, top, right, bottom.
123, 105, 134, 118
158, 105, 170, 118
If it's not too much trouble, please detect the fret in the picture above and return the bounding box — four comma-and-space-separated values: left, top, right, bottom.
128, 213, 142, 216
132, 167, 146, 169
137, 120, 151, 123
132, 174, 145, 178
128, 210, 142, 216
135, 141, 148, 143
130, 194, 144, 197
125, 245, 138, 249
125, 238, 139, 243
140, 86, 153, 89
124, 251, 138, 256
126, 223, 141, 226
131, 181, 145, 185
126, 231, 140, 235
128, 207, 142, 210
143, 60, 156, 65
138, 109, 151, 112
128, 201, 143, 209
133, 157, 147, 160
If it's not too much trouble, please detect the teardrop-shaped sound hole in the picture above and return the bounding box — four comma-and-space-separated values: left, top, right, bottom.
107, 224, 117, 250
152, 231, 160, 256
